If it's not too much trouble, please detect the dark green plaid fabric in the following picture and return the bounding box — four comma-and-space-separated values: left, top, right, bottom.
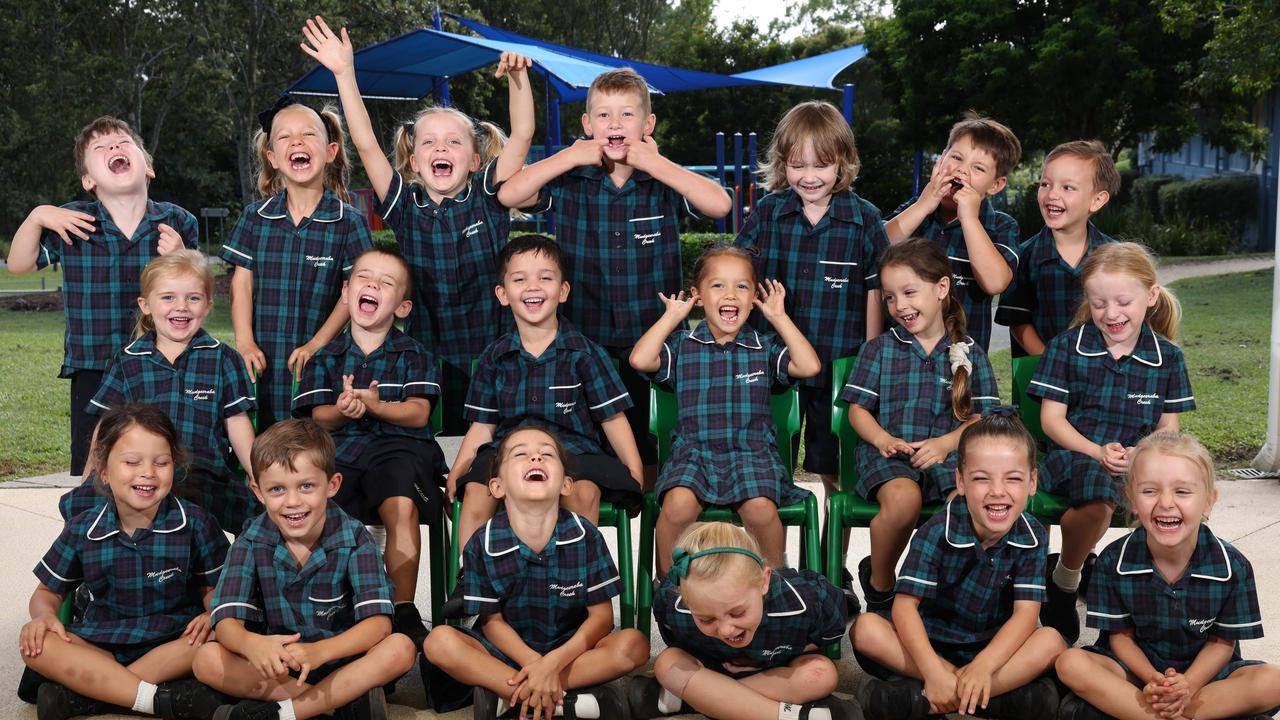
886, 197, 1020, 350
35, 495, 228, 648
995, 223, 1115, 348
896, 499, 1048, 646
733, 188, 889, 388
210, 501, 393, 642
36, 199, 199, 375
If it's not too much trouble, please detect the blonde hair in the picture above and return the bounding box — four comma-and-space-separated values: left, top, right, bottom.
135, 249, 213, 338
253, 103, 352, 203
1126, 431, 1217, 506
758, 101, 860, 194
586, 67, 652, 116
1071, 242, 1182, 341
392, 107, 506, 191
673, 522, 765, 587
947, 111, 1022, 178
1045, 140, 1120, 196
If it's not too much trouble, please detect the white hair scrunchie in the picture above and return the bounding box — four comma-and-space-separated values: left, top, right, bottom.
949, 341, 973, 375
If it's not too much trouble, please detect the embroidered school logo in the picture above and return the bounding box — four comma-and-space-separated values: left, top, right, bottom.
824, 275, 848, 289
184, 388, 215, 402
1187, 617, 1216, 633
736, 370, 765, 384
147, 567, 183, 584
1128, 393, 1159, 406
463, 221, 484, 237
315, 604, 345, 619
938, 376, 954, 390
549, 581, 583, 598
952, 273, 969, 287
760, 645, 793, 659
306, 255, 334, 268
555, 401, 576, 414
634, 231, 660, 246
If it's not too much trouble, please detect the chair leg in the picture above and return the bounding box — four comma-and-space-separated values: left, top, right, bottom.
802, 495, 821, 573
447, 500, 462, 594
825, 494, 848, 587
635, 492, 659, 637
428, 504, 449, 625
612, 508, 635, 630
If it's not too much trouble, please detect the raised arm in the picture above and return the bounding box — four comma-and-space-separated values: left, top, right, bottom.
497, 139, 605, 208
624, 136, 731, 218
492, 52, 536, 188
629, 291, 696, 373
753, 279, 820, 378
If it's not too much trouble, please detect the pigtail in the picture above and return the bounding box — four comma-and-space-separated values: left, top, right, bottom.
1072, 242, 1181, 342
318, 105, 352, 204
1147, 286, 1182, 342
475, 120, 508, 168
392, 121, 417, 185
253, 127, 280, 200
943, 295, 973, 421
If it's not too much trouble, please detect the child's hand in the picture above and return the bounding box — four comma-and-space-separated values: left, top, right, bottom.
922, 668, 960, 714
349, 378, 381, 407
495, 51, 532, 79
1148, 669, 1191, 718
182, 611, 214, 646
1100, 442, 1129, 475
508, 655, 564, 720
237, 340, 267, 383
951, 179, 983, 221
243, 632, 301, 679
32, 205, 95, 245
659, 290, 697, 320
623, 135, 660, 172
288, 341, 321, 381
875, 434, 914, 458
300, 16, 354, 77
752, 279, 788, 323
156, 223, 184, 255
19, 612, 70, 657
917, 158, 959, 213
567, 137, 605, 168
337, 375, 368, 419
908, 437, 950, 469
954, 659, 994, 715
282, 641, 328, 687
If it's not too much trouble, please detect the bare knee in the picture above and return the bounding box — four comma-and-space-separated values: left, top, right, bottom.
738, 498, 778, 528
1054, 647, 1095, 685
791, 654, 838, 696
654, 648, 701, 694
376, 632, 418, 674
379, 497, 418, 529
662, 490, 702, 526
423, 626, 465, 666
874, 482, 922, 524
612, 629, 651, 670
851, 613, 895, 656
461, 491, 497, 524
192, 642, 228, 684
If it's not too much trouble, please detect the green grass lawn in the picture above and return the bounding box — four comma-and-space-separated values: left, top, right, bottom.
0, 266, 63, 292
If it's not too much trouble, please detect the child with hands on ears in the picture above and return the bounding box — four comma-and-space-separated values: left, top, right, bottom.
630, 246, 821, 576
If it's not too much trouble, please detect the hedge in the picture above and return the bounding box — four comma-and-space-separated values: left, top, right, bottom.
1157, 173, 1257, 233
1130, 175, 1181, 222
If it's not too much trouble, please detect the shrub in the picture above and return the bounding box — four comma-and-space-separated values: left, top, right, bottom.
1131, 175, 1181, 222
1157, 174, 1257, 236
1108, 206, 1237, 257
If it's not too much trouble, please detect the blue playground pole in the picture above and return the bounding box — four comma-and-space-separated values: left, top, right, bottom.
842, 84, 856, 127
433, 7, 452, 107
733, 132, 744, 233
715, 132, 726, 234
550, 97, 561, 147
543, 80, 555, 235
747, 132, 758, 215
912, 149, 924, 196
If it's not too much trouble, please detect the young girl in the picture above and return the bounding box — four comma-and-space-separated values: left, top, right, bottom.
1029, 242, 1195, 644
630, 246, 822, 575
852, 412, 1065, 719
422, 426, 649, 719
1056, 432, 1280, 720
840, 237, 1000, 612
220, 94, 372, 431
632, 521, 858, 720
20, 404, 231, 720
302, 16, 540, 434
76, 249, 258, 533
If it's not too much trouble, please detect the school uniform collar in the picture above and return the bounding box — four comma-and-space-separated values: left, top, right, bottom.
941, 498, 1039, 550
411, 174, 474, 208
773, 188, 863, 225
123, 328, 220, 359
491, 321, 591, 360
86, 493, 188, 541
87, 200, 171, 245
241, 501, 362, 552
480, 509, 587, 560
1114, 525, 1233, 582
888, 325, 975, 361
326, 325, 416, 358
674, 569, 809, 617
688, 321, 764, 349
256, 188, 345, 223
1072, 323, 1165, 367
567, 163, 655, 192
1027, 222, 1111, 268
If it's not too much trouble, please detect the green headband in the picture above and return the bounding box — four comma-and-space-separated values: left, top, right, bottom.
669, 546, 765, 585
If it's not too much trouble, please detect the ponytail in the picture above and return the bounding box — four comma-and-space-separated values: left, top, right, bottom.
1146, 286, 1182, 342
253, 102, 352, 203
393, 107, 505, 189
475, 120, 508, 167
943, 295, 973, 421
1071, 242, 1181, 342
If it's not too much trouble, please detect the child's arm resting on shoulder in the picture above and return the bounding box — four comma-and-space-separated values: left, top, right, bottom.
753, 279, 820, 378
956, 600, 1040, 714
496, 139, 605, 208
20, 584, 68, 658
892, 593, 959, 714
623, 136, 731, 218
629, 291, 696, 373
8, 205, 96, 274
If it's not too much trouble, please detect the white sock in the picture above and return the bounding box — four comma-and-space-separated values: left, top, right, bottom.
804, 707, 833, 720
658, 687, 684, 713
571, 692, 600, 718
131, 681, 157, 714
277, 699, 296, 720
1053, 558, 1083, 593
496, 698, 510, 716
778, 702, 803, 720
366, 525, 387, 554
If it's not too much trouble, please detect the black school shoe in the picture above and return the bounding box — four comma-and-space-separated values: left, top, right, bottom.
561, 681, 628, 719
472, 686, 500, 720
1077, 552, 1099, 597
855, 675, 931, 720
421, 651, 473, 713
971, 676, 1059, 719
211, 700, 279, 720
36, 682, 107, 720
441, 568, 471, 621
858, 556, 895, 615
628, 675, 684, 718
797, 695, 865, 719
392, 602, 429, 650
1041, 554, 1081, 645
1057, 692, 1109, 720
334, 686, 388, 720
841, 568, 863, 617
156, 678, 225, 720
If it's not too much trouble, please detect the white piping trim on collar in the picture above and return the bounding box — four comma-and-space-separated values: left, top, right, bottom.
1188, 535, 1232, 582
889, 327, 913, 344
943, 499, 1039, 549
1115, 533, 1153, 575
87, 497, 188, 540
257, 194, 344, 223
673, 576, 808, 617
413, 176, 474, 207
483, 513, 586, 557
1130, 325, 1165, 367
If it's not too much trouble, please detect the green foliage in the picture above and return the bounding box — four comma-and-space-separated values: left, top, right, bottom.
1157, 173, 1257, 234
1131, 175, 1182, 222
1105, 206, 1236, 256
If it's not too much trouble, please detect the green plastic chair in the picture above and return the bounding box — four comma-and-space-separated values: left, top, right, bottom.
633, 382, 820, 636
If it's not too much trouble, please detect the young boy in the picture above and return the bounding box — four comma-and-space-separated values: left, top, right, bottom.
6, 116, 198, 475
448, 235, 644, 554
995, 140, 1119, 357
884, 113, 1022, 351
496, 68, 732, 483
291, 247, 446, 648
193, 420, 416, 720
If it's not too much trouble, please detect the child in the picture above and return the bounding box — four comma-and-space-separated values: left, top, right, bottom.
732, 100, 889, 532
841, 238, 1000, 613
996, 140, 1119, 357
448, 235, 643, 551
423, 426, 650, 719
1029, 242, 1194, 644
630, 246, 822, 575
20, 404, 230, 720
301, 18, 540, 434
6, 116, 199, 475
292, 246, 447, 646
1056, 432, 1280, 720
78, 249, 258, 534
632, 521, 859, 720
852, 413, 1065, 719
220, 98, 372, 431
498, 67, 733, 483
883, 113, 1022, 351
193, 419, 416, 720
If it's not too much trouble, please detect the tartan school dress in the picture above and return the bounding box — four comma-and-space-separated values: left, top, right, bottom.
840, 327, 1000, 502
650, 323, 809, 508
219, 189, 372, 429
456, 510, 621, 666
292, 326, 447, 524
35, 495, 229, 664
893, 499, 1048, 660
994, 223, 1115, 357
1083, 525, 1277, 714
886, 197, 1020, 350
1027, 323, 1196, 507
80, 328, 258, 533
654, 567, 847, 677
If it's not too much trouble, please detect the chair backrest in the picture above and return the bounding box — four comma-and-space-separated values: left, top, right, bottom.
649, 383, 799, 471
1010, 354, 1047, 442
829, 356, 860, 493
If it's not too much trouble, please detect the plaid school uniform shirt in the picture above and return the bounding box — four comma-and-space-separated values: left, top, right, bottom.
459, 510, 620, 656
210, 501, 393, 642
543, 164, 710, 348
896, 499, 1048, 648
378, 162, 532, 368
35, 495, 229, 650
1027, 324, 1195, 504
292, 326, 441, 466
655, 567, 847, 674
1085, 525, 1264, 672
887, 197, 1020, 350
220, 189, 372, 422
995, 223, 1115, 352
463, 323, 632, 455
36, 200, 199, 376
733, 189, 889, 386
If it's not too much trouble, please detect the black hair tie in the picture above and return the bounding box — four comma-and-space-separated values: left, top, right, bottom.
988, 405, 1020, 418
257, 93, 297, 135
